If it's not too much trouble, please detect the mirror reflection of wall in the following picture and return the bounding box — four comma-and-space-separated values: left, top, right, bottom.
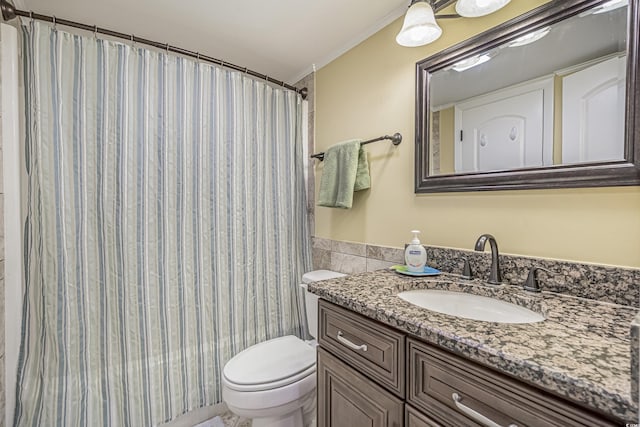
428, 0, 627, 176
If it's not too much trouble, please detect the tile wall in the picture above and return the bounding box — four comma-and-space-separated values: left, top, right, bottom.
312, 237, 403, 274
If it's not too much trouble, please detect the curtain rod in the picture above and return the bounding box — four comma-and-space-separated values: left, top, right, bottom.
311, 133, 402, 161
0, 0, 308, 100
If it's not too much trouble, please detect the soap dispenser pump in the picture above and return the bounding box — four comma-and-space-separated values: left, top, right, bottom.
405, 230, 427, 273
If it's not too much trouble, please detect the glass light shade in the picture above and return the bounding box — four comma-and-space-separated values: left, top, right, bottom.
455, 0, 511, 18
396, 1, 443, 47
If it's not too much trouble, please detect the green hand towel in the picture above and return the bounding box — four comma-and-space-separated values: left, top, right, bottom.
354, 145, 371, 192
318, 139, 370, 209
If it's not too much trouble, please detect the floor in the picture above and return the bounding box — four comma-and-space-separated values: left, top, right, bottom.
219, 411, 250, 427
192, 410, 250, 427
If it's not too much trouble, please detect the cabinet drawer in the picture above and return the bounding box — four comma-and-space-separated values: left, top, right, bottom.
407, 338, 618, 427
317, 348, 404, 427
319, 300, 405, 397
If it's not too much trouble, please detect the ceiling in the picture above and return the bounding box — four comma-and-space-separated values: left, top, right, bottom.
16, 0, 408, 84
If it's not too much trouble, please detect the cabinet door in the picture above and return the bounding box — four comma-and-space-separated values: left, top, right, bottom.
406, 405, 445, 427
318, 300, 405, 397
317, 348, 403, 427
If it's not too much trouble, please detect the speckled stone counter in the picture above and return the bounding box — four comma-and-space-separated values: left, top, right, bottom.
308, 270, 639, 422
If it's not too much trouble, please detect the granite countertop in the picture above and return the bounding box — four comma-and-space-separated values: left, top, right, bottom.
308, 270, 639, 422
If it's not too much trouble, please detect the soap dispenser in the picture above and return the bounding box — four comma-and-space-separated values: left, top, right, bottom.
405, 230, 427, 273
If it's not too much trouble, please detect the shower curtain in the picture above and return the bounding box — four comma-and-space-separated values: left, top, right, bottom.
15, 21, 312, 427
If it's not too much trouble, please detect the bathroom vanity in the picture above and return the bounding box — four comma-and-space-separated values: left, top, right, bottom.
309, 271, 637, 426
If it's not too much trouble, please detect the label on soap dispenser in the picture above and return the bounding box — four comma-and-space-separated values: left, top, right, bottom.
405, 230, 427, 273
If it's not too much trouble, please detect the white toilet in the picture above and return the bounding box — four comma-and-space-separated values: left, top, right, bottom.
222, 270, 346, 427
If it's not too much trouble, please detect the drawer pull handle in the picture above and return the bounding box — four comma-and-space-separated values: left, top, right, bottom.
336, 331, 368, 352
452, 393, 517, 427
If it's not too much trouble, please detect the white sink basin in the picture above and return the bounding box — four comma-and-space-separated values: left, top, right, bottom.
397, 289, 545, 324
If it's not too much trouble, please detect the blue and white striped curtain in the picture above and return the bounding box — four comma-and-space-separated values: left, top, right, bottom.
15, 21, 312, 427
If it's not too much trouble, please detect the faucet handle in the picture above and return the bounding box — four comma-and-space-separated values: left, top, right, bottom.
523, 266, 554, 293
461, 256, 473, 280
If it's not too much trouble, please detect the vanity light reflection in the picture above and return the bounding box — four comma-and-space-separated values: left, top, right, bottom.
507, 27, 551, 48
592, 0, 628, 14
451, 51, 496, 72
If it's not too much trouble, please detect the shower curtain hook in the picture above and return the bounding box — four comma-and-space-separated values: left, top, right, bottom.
165, 43, 170, 55
244, 67, 248, 75
93, 25, 98, 39
220, 59, 225, 69
52, 15, 57, 30
130, 34, 135, 48
29, 11, 33, 22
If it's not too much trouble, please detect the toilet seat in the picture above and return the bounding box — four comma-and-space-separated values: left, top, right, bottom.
223, 335, 316, 392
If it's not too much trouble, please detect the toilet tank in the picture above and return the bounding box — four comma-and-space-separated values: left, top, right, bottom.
300, 270, 346, 339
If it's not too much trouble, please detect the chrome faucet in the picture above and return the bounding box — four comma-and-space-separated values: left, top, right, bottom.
474, 234, 502, 285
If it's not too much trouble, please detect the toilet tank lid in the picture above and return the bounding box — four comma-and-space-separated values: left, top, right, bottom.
302, 270, 346, 284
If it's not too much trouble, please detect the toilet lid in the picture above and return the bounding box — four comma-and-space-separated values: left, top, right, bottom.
223, 335, 315, 391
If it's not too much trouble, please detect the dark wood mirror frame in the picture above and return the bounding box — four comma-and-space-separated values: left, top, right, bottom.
415, 0, 640, 193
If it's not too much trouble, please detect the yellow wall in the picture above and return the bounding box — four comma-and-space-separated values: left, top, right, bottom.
314, 0, 640, 268
438, 107, 455, 174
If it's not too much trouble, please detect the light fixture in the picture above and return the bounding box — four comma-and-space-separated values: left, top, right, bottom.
450, 50, 496, 72
455, 0, 511, 18
396, 0, 443, 47
507, 26, 551, 47
396, 0, 512, 47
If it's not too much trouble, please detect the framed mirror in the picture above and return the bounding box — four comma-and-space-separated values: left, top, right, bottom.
415, 0, 640, 192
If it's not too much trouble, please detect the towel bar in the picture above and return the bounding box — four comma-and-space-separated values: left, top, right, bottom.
311, 133, 402, 161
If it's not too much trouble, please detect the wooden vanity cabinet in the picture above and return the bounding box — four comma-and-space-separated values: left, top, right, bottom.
317, 348, 404, 427
317, 300, 622, 427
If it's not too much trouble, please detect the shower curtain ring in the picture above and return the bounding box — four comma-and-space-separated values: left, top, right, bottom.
130, 34, 135, 47
165, 43, 170, 54
52, 15, 57, 29
244, 67, 248, 75
196, 52, 200, 62
29, 11, 33, 22
93, 25, 98, 39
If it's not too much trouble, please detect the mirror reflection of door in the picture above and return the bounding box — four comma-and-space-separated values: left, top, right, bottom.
455, 88, 547, 173
561, 54, 626, 164
454, 76, 554, 173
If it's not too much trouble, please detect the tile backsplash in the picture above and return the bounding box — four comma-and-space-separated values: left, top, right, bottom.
312, 237, 640, 308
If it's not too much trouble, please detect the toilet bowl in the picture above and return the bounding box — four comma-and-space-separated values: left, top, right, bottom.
221, 270, 346, 427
